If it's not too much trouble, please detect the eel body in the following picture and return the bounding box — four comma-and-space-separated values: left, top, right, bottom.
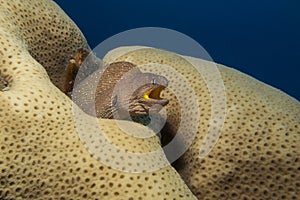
63, 51, 169, 119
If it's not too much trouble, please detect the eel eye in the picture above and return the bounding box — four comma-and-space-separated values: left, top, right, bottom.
151, 78, 157, 85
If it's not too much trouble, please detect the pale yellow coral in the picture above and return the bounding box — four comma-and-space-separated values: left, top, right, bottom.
104, 46, 300, 200
0, 0, 90, 91
1, 0, 299, 199
0, 0, 197, 199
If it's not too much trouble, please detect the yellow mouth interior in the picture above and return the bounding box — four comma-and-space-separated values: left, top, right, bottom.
143, 87, 163, 100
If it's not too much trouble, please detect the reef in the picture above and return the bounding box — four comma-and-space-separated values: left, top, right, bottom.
104, 46, 300, 199
0, 0, 299, 199
0, 0, 196, 199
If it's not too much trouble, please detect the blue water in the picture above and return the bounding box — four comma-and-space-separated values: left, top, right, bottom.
54, 0, 300, 100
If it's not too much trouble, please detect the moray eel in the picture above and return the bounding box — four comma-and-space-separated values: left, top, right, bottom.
64, 51, 169, 119
91, 62, 169, 119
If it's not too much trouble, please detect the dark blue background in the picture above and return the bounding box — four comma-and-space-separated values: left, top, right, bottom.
54, 0, 300, 100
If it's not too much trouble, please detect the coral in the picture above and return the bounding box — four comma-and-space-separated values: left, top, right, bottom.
0, 0, 90, 91
104, 46, 300, 200
1, 0, 299, 199
0, 0, 196, 199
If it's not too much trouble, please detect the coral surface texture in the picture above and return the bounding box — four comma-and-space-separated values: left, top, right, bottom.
0, 0, 299, 200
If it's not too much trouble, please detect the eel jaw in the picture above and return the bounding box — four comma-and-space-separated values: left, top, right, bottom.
126, 74, 169, 117
127, 85, 169, 117
143, 85, 169, 106
125, 85, 169, 117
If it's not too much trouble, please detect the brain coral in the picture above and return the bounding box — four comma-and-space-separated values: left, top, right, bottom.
0, 0, 197, 199
104, 46, 300, 200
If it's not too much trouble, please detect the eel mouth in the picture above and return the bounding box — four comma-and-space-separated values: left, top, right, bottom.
142, 85, 169, 106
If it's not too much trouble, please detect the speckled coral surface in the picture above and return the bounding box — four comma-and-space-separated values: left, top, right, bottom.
104, 46, 300, 200
0, 0, 90, 91
0, 0, 197, 199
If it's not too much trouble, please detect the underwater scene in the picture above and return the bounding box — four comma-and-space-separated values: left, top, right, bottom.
55, 0, 300, 101
0, 0, 299, 199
